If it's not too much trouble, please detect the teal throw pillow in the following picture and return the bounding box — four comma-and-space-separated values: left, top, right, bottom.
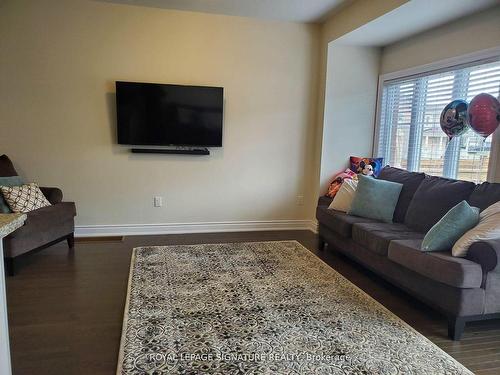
348, 174, 403, 223
421, 200, 479, 252
0, 176, 24, 213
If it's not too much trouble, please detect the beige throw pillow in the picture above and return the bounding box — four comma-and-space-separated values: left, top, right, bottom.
0, 183, 51, 213
328, 179, 358, 213
452, 201, 500, 257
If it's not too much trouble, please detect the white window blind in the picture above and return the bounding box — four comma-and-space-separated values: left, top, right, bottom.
377, 59, 500, 183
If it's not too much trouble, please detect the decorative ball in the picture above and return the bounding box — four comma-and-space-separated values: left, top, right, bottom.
467, 93, 500, 138
440, 99, 469, 139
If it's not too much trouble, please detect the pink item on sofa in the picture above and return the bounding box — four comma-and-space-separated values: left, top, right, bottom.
326, 169, 357, 198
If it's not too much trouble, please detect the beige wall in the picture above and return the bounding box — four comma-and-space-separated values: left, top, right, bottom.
0, 0, 319, 226
322, 0, 407, 45
309, 0, 407, 213
320, 44, 380, 191
380, 6, 500, 74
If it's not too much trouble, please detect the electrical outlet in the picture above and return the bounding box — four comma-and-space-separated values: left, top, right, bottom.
153, 196, 163, 207
296, 195, 304, 206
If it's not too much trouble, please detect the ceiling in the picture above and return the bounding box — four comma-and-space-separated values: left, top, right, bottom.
336, 0, 499, 46
99, 0, 350, 23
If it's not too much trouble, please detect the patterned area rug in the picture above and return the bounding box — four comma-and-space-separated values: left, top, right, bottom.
117, 241, 472, 374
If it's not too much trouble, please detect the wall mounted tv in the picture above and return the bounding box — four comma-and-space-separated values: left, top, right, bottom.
116, 81, 223, 147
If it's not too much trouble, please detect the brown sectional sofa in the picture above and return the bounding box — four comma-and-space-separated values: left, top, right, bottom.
317, 166, 500, 340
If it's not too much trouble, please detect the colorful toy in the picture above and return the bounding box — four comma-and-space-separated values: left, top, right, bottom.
349, 157, 383, 177
326, 169, 357, 198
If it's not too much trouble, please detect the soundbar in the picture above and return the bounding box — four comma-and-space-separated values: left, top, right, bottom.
131, 148, 210, 155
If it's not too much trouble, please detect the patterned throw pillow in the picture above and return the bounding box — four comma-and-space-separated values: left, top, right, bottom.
0, 183, 51, 213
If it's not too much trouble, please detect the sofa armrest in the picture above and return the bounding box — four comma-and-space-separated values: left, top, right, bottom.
466, 238, 500, 274
318, 196, 333, 207
40, 187, 63, 204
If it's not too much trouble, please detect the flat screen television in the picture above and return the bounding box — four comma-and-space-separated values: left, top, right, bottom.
116, 81, 223, 147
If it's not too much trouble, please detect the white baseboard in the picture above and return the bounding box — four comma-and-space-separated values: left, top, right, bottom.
75, 219, 317, 237
309, 219, 319, 233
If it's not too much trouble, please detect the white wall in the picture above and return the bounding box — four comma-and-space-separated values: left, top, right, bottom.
319, 44, 381, 191
0, 0, 319, 227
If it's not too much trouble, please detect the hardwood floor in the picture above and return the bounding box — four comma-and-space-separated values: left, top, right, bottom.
6, 230, 500, 375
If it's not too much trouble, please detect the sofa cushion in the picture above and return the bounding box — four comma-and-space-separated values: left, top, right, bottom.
377, 166, 425, 223
0, 154, 18, 177
316, 206, 377, 238
8, 202, 76, 239
352, 222, 424, 256
404, 175, 475, 233
468, 182, 500, 211
388, 239, 482, 288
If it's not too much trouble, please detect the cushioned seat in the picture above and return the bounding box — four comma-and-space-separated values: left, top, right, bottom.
4, 202, 77, 259
352, 222, 424, 256
315, 206, 378, 238
8, 203, 76, 238
388, 239, 483, 289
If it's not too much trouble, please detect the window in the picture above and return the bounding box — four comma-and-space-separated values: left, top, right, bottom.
377, 59, 499, 183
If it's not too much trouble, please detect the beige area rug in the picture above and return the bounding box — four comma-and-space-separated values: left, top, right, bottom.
117, 241, 472, 374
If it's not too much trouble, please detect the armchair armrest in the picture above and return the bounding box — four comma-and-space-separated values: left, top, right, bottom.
40, 187, 63, 204
466, 238, 500, 275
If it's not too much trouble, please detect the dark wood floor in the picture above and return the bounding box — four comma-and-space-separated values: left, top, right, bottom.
6, 230, 500, 375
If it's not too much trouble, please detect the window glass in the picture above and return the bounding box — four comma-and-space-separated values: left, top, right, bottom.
377, 60, 499, 183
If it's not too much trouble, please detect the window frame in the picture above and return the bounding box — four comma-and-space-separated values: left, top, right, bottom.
373, 47, 500, 182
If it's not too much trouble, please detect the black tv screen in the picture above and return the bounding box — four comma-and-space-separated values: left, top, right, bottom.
116, 81, 223, 147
